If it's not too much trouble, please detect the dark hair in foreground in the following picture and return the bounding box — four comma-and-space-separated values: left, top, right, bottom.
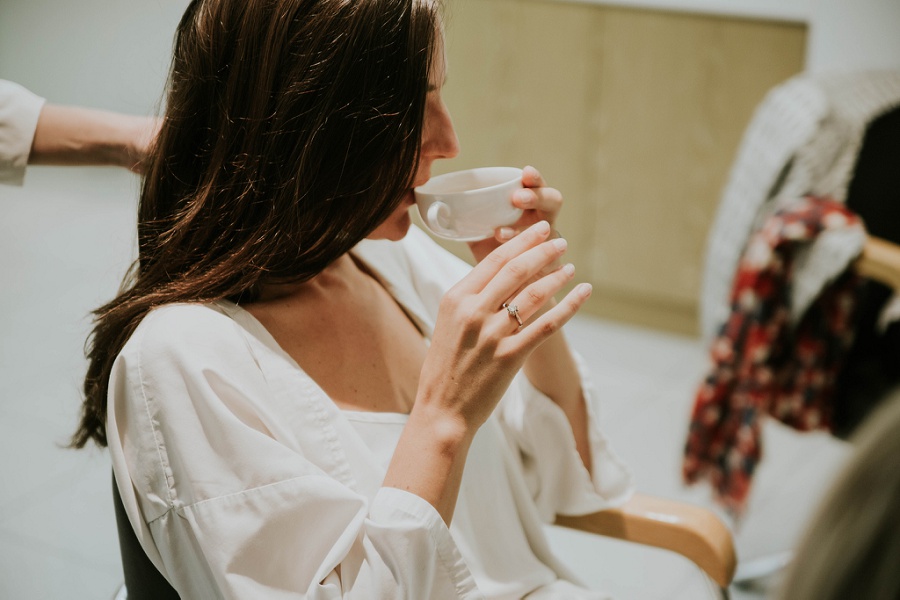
776, 387, 900, 600
72, 0, 440, 448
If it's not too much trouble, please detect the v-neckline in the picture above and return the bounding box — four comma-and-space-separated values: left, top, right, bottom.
213, 244, 433, 416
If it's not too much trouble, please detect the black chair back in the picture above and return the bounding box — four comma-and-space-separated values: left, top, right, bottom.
112, 474, 180, 599
834, 105, 900, 437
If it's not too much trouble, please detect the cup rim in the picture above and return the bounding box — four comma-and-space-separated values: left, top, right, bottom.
414, 166, 522, 196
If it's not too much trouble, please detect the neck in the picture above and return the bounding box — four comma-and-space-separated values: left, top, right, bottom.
254, 253, 360, 303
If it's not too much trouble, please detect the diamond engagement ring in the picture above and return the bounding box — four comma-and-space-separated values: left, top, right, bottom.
502, 302, 523, 327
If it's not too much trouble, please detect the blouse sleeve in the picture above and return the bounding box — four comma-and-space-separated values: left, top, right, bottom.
0, 80, 45, 186
496, 352, 634, 523
108, 304, 481, 600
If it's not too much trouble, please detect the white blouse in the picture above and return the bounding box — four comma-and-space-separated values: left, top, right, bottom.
346, 411, 578, 599
108, 226, 633, 599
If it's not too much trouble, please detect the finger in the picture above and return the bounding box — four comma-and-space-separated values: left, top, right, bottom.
499, 282, 592, 354
494, 231, 564, 278
480, 236, 568, 309
522, 165, 545, 188
503, 262, 576, 328
457, 220, 552, 293
495, 216, 541, 243
495, 226, 518, 243
511, 186, 563, 217
493, 184, 563, 244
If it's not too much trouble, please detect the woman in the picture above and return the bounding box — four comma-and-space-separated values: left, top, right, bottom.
73, 0, 632, 597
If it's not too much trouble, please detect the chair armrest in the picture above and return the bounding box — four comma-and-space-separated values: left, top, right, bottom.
856, 236, 900, 291
554, 493, 737, 588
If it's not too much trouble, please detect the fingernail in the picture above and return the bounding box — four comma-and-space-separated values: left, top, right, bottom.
563, 263, 575, 276
552, 237, 567, 251
498, 227, 516, 241
534, 220, 550, 234
577, 283, 593, 298
514, 190, 532, 205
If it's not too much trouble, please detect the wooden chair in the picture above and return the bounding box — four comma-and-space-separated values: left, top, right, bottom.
114, 473, 737, 599
854, 235, 900, 292
557, 494, 737, 596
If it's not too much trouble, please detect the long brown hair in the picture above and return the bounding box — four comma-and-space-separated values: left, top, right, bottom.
72, 0, 440, 448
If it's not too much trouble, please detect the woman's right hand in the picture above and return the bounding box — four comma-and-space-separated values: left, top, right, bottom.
416, 220, 591, 432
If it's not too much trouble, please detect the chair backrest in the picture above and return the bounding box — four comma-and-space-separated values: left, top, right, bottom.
834, 105, 900, 436
112, 474, 180, 600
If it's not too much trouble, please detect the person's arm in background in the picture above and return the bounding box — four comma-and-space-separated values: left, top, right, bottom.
0, 79, 159, 185
30, 104, 158, 174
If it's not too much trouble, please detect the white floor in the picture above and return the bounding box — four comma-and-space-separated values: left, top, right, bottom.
0, 167, 851, 599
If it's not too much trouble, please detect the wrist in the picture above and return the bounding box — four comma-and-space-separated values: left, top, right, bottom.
111, 114, 149, 170
408, 401, 473, 452
385, 401, 474, 523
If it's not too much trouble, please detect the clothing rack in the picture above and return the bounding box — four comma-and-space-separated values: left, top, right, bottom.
856, 236, 900, 291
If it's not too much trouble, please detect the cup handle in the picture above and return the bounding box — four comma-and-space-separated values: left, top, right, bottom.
426, 201, 456, 237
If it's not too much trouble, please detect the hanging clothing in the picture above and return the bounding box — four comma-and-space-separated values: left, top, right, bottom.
701, 70, 900, 341
684, 197, 864, 514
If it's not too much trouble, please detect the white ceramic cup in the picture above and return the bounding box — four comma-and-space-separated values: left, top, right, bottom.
414, 167, 524, 241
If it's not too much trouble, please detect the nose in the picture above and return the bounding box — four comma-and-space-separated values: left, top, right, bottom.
421, 96, 460, 161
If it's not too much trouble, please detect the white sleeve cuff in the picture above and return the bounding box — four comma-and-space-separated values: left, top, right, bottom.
370, 487, 482, 599
0, 80, 45, 186
574, 355, 635, 509
504, 354, 634, 521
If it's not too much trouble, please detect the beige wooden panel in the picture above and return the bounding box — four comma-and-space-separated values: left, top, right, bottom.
426, 0, 603, 260
431, 0, 806, 334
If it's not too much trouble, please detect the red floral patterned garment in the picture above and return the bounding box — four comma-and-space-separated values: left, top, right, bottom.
684, 197, 863, 514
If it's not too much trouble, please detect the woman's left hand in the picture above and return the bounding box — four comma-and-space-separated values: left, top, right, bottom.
467, 165, 563, 263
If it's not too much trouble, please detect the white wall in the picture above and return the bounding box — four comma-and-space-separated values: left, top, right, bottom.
4, 0, 899, 108
0, 4, 192, 597
560, 0, 900, 74
807, 0, 900, 73
0, 0, 189, 114
552, 0, 814, 22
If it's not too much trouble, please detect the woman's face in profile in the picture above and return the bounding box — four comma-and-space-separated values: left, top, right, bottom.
367, 27, 460, 242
